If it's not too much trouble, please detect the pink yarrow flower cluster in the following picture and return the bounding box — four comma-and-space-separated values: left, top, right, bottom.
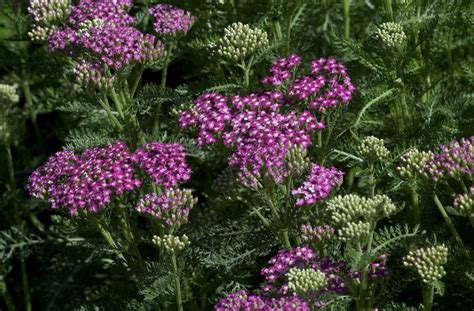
180, 91, 325, 188
132, 142, 191, 189
135, 188, 196, 227
27, 142, 141, 215
46, 0, 164, 72
215, 290, 310, 311
292, 164, 344, 206
423, 136, 474, 181
148, 4, 196, 35
27, 141, 193, 217
263, 55, 355, 112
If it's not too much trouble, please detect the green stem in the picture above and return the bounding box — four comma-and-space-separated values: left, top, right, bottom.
160, 43, 174, 90
285, 15, 292, 54
171, 253, 184, 311
110, 88, 125, 119
21, 82, 41, 144
384, 0, 394, 21
409, 183, 421, 226
343, 0, 350, 39
273, 20, 283, 42
130, 65, 144, 100
251, 207, 271, 228
368, 163, 376, 198
433, 194, 469, 258
99, 99, 123, 130
422, 284, 434, 311
94, 217, 128, 265
5, 145, 15, 189
1, 277, 16, 311
20, 259, 31, 311
281, 230, 292, 249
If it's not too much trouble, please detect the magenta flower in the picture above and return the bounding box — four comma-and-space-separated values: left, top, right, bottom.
292, 164, 344, 206
136, 189, 196, 226
148, 4, 195, 36
132, 142, 191, 189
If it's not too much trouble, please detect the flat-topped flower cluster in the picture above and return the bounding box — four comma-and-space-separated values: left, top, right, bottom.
28, 0, 195, 88
27, 141, 195, 225
180, 55, 352, 192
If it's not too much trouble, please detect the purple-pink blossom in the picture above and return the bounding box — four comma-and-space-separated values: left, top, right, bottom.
27, 142, 141, 215
136, 189, 196, 226
292, 164, 344, 206
132, 142, 191, 189
148, 4, 195, 35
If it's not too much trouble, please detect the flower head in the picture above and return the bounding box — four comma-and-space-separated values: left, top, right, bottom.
152, 234, 190, 253
148, 4, 195, 36
357, 136, 390, 162
403, 245, 448, 283
375, 22, 407, 48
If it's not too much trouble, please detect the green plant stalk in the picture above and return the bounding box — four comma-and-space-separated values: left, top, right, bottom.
160, 43, 175, 90
94, 217, 128, 265
20, 259, 31, 311
21, 82, 41, 144
1, 276, 16, 311
409, 183, 421, 225
5, 142, 31, 311
130, 65, 144, 100
384, 0, 394, 21
171, 253, 184, 311
422, 284, 434, 311
343, 0, 350, 39
110, 88, 125, 119
357, 223, 376, 311
433, 194, 469, 258
99, 98, 123, 130
273, 20, 283, 42
368, 163, 376, 198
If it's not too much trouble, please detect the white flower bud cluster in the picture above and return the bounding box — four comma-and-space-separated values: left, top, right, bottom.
337, 220, 371, 242
327, 194, 397, 241
215, 22, 269, 62
152, 234, 190, 253
397, 148, 432, 180
403, 245, 448, 283
453, 188, 474, 218
0, 84, 19, 105
28, 0, 71, 41
356, 136, 390, 162
285, 146, 310, 176
287, 267, 327, 295
375, 22, 407, 48
73, 61, 115, 90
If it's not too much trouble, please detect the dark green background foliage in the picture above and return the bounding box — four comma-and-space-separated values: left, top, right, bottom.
0, 0, 473, 310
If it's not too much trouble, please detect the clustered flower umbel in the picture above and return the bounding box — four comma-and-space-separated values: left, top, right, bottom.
215, 290, 310, 311
27, 141, 194, 217
0, 84, 19, 104
453, 187, 474, 218
217, 244, 389, 309
28, 0, 71, 41
152, 234, 190, 253
287, 267, 327, 297
356, 136, 390, 162
215, 22, 269, 62
262, 55, 355, 112
148, 4, 195, 36
374, 22, 407, 48
403, 245, 448, 284
136, 189, 197, 227
292, 164, 344, 206
28, 0, 176, 88
397, 147, 432, 180
180, 54, 354, 189
180, 90, 326, 188
423, 136, 474, 181
300, 224, 335, 244
327, 194, 397, 242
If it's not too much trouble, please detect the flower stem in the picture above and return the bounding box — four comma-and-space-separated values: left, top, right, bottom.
110, 88, 125, 119
422, 284, 434, 311
99, 99, 123, 130
21, 82, 41, 144
409, 183, 421, 226
0, 276, 16, 311
433, 194, 469, 258
384, 0, 394, 22
20, 259, 31, 311
343, 0, 350, 39
130, 65, 144, 100
94, 217, 128, 265
171, 253, 184, 311
160, 43, 174, 90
